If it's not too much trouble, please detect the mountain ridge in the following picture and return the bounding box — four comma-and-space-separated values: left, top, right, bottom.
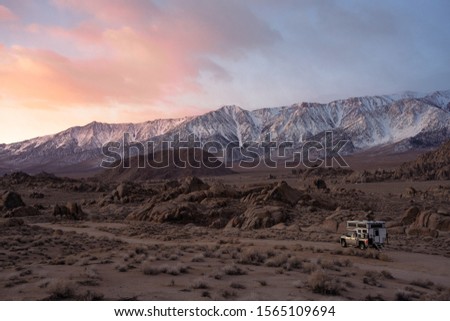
1, 90, 449, 174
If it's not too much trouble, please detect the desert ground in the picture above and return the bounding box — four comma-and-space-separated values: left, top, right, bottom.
0, 158, 449, 301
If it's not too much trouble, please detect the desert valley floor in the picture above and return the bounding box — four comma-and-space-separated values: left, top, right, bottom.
0, 158, 449, 301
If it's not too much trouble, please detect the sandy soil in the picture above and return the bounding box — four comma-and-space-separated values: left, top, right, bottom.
0, 166, 449, 301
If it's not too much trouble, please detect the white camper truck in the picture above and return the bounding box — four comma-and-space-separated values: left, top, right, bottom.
340, 220, 387, 250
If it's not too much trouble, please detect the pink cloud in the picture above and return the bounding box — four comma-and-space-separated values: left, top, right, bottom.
0, 4, 17, 21
52, 0, 159, 24
0, 0, 280, 128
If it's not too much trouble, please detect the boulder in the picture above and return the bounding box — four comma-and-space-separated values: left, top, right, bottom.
410, 210, 450, 231
0, 191, 25, 210
264, 181, 303, 206
53, 202, 86, 220
208, 182, 239, 198
179, 176, 209, 194
401, 206, 420, 225
116, 183, 130, 199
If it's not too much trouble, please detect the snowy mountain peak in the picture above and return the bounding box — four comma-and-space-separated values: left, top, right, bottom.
0, 89, 449, 174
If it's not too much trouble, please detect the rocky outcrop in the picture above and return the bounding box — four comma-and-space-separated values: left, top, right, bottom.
401, 206, 420, 225
226, 205, 288, 230
53, 202, 86, 220
0, 191, 25, 210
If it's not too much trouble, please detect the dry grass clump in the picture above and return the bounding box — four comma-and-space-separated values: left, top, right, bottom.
47, 280, 77, 300
142, 263, 189, 276
77, 267, 102, 286
46, 279, 104, 301
308, 270, 341, 295
299, 262, 317, 274
265, 254, 288, 268
220, 289, 237, 299
115, 264, 129, 272
363, 271, 384, 287
292, 280, 303, 288
365, 294, 385, 300
237, 248, 267, 265
410, 279, 434, 289
222, 264, 247, 276
191, 253, 205, 262
257, 280, 267, 286
344, 249, 392, 261
191, 278, 209, 289
230, 282, 246, 289
395, 290, 417, 301
363, 270, 394, 287
264, 254, 303, 271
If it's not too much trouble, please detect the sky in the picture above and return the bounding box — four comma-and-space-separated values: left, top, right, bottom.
0, 0, 449, 144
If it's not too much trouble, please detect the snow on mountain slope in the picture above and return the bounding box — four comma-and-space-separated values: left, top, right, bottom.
0, 90, 449, 173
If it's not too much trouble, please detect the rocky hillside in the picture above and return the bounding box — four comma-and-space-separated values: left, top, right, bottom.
395, 139, 450, 180
97, 148, 234, 182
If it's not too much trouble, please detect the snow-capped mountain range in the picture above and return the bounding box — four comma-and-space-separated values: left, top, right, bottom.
0, 90, 449, 174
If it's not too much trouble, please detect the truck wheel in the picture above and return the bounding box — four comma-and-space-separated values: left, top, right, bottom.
359, 242, 366, 250
341, 240, 347, 247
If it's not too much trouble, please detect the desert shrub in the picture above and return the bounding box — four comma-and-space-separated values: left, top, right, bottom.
265, 254, 288, 268
201, 291, 211, 298
115, 264, 128, 272
308, 270, 341, 295
134, 246, 147, 255
191, 278, 209, 289
378, 253, 392, 262
366, 294, 384, 301
257, 280, 267, 286
300, 262, 317, 274
143, 263, 188, 276
191, 254, 205, 262
64, 256, 78, 265
165, 264, 186, 275
317, 259, 341, 271
363, 271, 383, 287
47, 280, 77, 300
168, 254, 179, 261
380, 270, 394, 279
410, 279, 434, 289
220, 289, 237, 299
285, 257, 303, 270
222, 264, 246, 276
292, 280, 303, 288
142, 264, 161, 275
77, 290, 104, 301
395, 290, 414, 301
230, 282, 246, 289
237, 248, 267, 265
